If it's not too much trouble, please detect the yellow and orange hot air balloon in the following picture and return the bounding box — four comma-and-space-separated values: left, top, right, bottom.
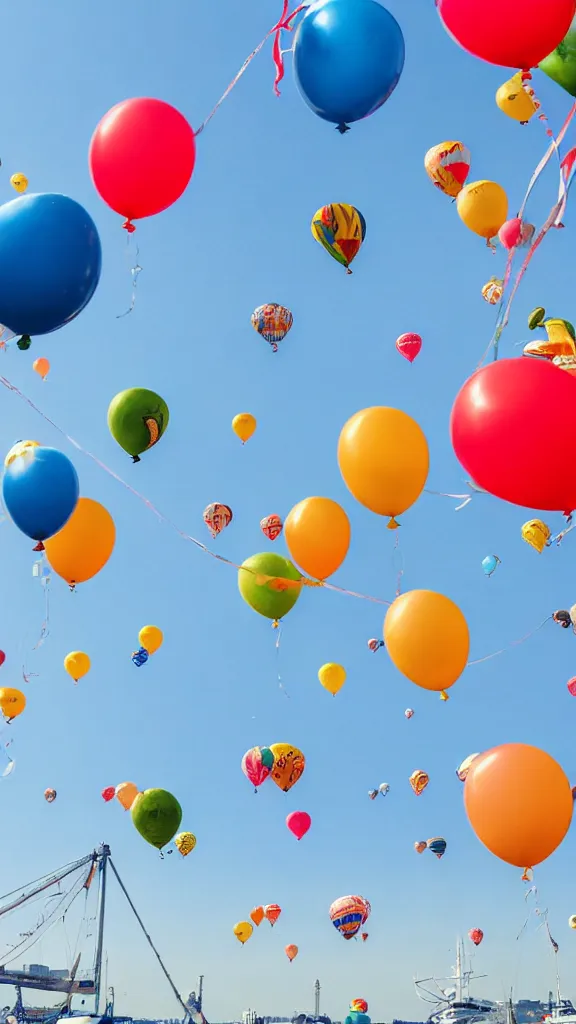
521, 519, 551, 553
424, 141, 471, 198
269, 744, 305, 792
264, 904, 282, 926
285, 944, 298, 963
115, 782, 140, 811
409, 769, 429, 796
311, 203, 366, 274
232, 413, 256, 444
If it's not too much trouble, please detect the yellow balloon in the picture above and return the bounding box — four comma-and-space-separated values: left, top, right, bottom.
64, 651, 91, 683
0, 687, 26, 721
496, 73, 538, 123
338, 407, 429, 528
318, 662, 346, 696
10, 173, 28, 194
139, 625, 163, 655
233, 921, 253, 945
521, 519, 550, 554
4, 440, 39, 468
116, 781, 140, 811
284, 497, 350, 580
269, 742, 306, 792
384, 590, 469, 695
569, 914, 576, 930
232, 413, 256, 444
456, 181, 508, 244
45, 497, 115, 587
174, 831, 197, 856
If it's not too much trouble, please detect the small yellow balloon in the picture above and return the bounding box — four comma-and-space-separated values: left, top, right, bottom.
284, 497, 351, 580
33, 358, 50, 381
318, 662, 346, 696
139, 625, 163, 655
496, 73, 539, 124
456, 181, 509, 247
232, 413, 256, 444
4, 440, 39, 468
174, 831, 197, 856
0, 687, 26, 721
64, 651, 91, 683
338, 407, 429, 528
233, 921, 253, 945
569, 914, 576, 930
10, 173, 28, 194
384, 590, 469, 695
521, 519, 551, 553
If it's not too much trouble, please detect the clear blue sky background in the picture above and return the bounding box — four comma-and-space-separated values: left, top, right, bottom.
0, 1, 575, 1021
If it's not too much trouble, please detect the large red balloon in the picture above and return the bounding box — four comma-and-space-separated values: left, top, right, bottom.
437, 0, 576, 70
450, 358, 576, 514
89, 98, 195, 226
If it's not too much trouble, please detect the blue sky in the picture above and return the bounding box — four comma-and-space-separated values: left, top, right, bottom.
0, 0, 576, 1021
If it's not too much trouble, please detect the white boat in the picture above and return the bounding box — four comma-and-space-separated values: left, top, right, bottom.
415, 938, 505, 1024
545, 1003, 576, 1024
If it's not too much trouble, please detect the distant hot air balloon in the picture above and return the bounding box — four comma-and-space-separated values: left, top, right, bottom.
427, 836, 447, 859
286, 810, 311, 840
10, 173, 28, 193
482, 555, 500, 577
270, 743, 305, 792
414, 841, 427, 854
174, 832, 196, 856
329, 895, 371, 940
521, 519, 551, 553
378, 783, 390, 796
102, 786, 115, 802
0, 652, 5, 669
424, 141, 471, 197
260, 514, 283, 541
469, 927, 484, 946
361, 933, 369, 942
233, 921, 253, 945
409, 769, 429, 796
241, 746, 274, 791
132, 648, 149, 667
44, 788, 57, 803
496, 73, 539, 123
116, 782, 140, 810
567, 678, 576, 697
264, 904, 282, 927
250, 906, 265, 927
203, 503, 233, 538
368, 639, 384, 652
569, 915, 576, 930
396, 333, 422, 363
456, 753, 480, 781
482, 278, 504, 305
285, 944, 298, 963
405, 709, 415, 719
251, 304, 293, 353
368, 789, 378, 800
311, 203, 366, 274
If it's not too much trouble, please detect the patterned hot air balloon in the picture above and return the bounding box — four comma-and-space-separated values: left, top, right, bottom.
482, 277, 504, 305
361, 933, 369, 942
260, 514, 283, 541
251, 304, 293, 353
405, 708, 415, 719
396, 333, 422, 363
264, 904, 282, 926
414, 841, 427, 854
269, 743, 305, 792
174, 832, 197, 856
567, 678, 576, 697
409, 769, 429, 796
311, 203, 366, 274
456, 753, 480, 782
101, 786, 115, 802
203, 503, 233, 539
44, 788, 57, 802
367, 638, 384, 652
468, 927, 484, 946
521, 519, 551, 553
424, 141, 471, 198
241, 746, 274, 791
427, 836, 447, 859
329, 894, 371, 940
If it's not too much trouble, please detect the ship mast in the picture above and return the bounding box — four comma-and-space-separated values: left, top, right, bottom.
94, 844, 110, 1014
314, 981, 320, 1018
455, 939, 463, 1003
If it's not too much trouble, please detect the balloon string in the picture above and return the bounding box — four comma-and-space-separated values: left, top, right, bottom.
392, 533, 404, 597
466, 616, 551, 666
274, 624, 290, 698
116, 241, 142, 319
424, 488, 475, 510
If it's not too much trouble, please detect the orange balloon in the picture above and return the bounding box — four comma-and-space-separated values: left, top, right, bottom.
33, 357, 50, 380
250, 906, 264, 927
284, 497, 350, 580
464, 743, 572, 872
45, 497, 115, 586
116, 781, 140, 811
384, 590, 469, 693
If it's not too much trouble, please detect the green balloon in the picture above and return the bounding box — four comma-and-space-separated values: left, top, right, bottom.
540, 21, 576, 97
108, 388, 169, 462
238, 552, 302, 621
261, 746, 274, 769
131, 788, 182, 850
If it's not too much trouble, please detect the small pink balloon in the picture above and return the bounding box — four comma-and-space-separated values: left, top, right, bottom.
396, 332, 422, 363
567, 677, 576, 696
498, 217, 523, 250
286, 810, 311, 840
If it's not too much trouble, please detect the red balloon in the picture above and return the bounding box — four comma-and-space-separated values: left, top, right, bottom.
89, 98, 196, 228
436, 0, 576, 70
468, 927, 484, 946
0, 651, 6, 668
286, 810, 311, 840
396, 332, 422, 363
101, 786, 115, 802
450, 359, 576, 514
567, 678, 576, 696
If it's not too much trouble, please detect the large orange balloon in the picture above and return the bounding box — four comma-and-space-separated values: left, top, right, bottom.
338, 407, 429, 528
45, 497, 116, 586
384, 590, 469, 694
464, 744, 572, 873
284, 497, 350, 580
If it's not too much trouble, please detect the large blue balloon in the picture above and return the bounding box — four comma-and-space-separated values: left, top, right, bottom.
0, 193, 101, 337
293, 0, 405, 133
3, 447, 79, 543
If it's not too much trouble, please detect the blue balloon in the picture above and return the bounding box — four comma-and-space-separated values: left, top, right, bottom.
3, 446, 79, 542
481, 554, 500, 577
293, 0, 405, 133
0, 193, 101, 336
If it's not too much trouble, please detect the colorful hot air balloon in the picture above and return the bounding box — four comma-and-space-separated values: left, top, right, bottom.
131, 788, 182, 850
64, 651, 91, 683
250, 906, 264, 927
264, 904, 282, 926
260, 514, 283, 541
409, 769, 429, 796
427, 836, 447, 859
361, 932, 369, 942
396, 332, 422, 363
107, 388, 169, 462
203, 503, 233, 538
285, 944, 298, 963
469, 927, 484, 946
241, 746, 274, 790
311, 203, 366, 274
270, 743, 306, 792
318, 663, 346, 696
456, 753, 480, 781
482, 278, 504, 305
44, 788, 57, 802
405, 708, 415, 719
102, 786, 115, 802
329, 895, 371, 940
174, 832, 196, 856
368, 638, 384, 652
116, 782, 140, 810
232, 413, 257, 444
521, 519, 551, 553
286, 810, 311, 840
132, 647, 149, 667
569, 915, 576, 929
0, 688, 26, 722
424, 141, 471, 197
351, 1001, 368, 1014
414, 840, 427, 854
368, 789, 378, 800
378, 783, 390, 796
233, 921, 253, 945
251, 304, 293, 352
139, 626, 163, 655
567, 678, 576, 696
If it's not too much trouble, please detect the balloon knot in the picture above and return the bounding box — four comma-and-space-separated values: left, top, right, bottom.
387, 517, 400, 530
33, 541, 44, 552
123, 219, 136, 233
17, 335, 31, 351
336, 123, 350, 134
440, 690, 449, 701
132, 454, 141, 463
272, 619, 280, 629
522, 867, 533, 882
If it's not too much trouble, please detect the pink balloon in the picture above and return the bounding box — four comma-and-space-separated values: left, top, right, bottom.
567, 678, 576, 697
396, 332, 422, 363
498, 218, 523, 250
0, 651, 6, 668
241, 747, 272, 790
286, 810, 311, 840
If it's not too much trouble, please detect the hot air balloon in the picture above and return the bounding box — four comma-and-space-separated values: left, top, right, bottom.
139, 625, 163, 655
286, 810, 311, 840
132, 788, 182, 850
241, 746, 274, 791
264, 904, 282, 926
361, 933, 369, 942
482, 278, 504, 305
116, 782, 140, 810
33, 358, 50, 381
368, 789, 378, 800
567, 678, 576, 696
10, 173, 28, 194
250, 906, 264, 927
409, 769, 429, 796
251, 304, 293, 352
260, 514, 283, 541
232, 413, 256, 444
318, 663, 346, 696
368, 638, 384, 652
233, 921, 253, 945
132, 648, 149, 667
0, 689, 26, 722
482, 555, 500, 577
108, 388, 169, 462
44, 788, 57, 802
456, 753, 480, 782
405, 708, 414, 719
569, 915, 576, 929
496, 73, 539, 123
329, 895, 370, 940
469, 927, 484, 946
285, 944, 298, 963
351, 1001, 368, 1015
414, 841, 427, 854
102, 787, 115, 802
311, 204, 366, 274
396, 333, 422, 363
521, 519, 551, 553
378, 783, 390, 796
238, 553, 302, 626
270, 743, 305, 792
427, 837, 447, 859
424, 141, 471, 197
203, 503, 233, 538
64, 651, 91, 683
174, 832, 196, 856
